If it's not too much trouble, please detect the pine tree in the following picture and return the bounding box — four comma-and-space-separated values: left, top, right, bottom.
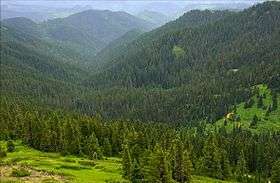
122, 144, 132, 180
86, 132, 102, 160
257, 96, 264, 108
272, 92, 278, 111
0, 145, 7, 158
235, 151, 248, 182
173, 140, 192, 183
103, 138, 112, 157
201, 135, 223, 179
220, 150, 231, 180
131, 159, 143, 183
144, 144, 172, 183
250, 115, 258, 128
271, 159, 280, 183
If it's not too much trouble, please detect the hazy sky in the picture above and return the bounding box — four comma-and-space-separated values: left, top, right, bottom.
1, 0, 264, 18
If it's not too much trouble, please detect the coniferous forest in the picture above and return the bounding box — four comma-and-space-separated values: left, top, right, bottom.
0, 1, 280, 183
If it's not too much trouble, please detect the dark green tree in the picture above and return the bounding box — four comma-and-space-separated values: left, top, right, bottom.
235, 151, 248, 182
173, 140, 192, 183
250, 115, 258, 128
86, 132, 102, 160
103, 138, 112, 157
122, 144, 132, 180
257, 96, 264, 108
131, 159, 143, 183
0, 146, 7, 158
271, 159, 280, 183
272, 93, 278, 111
144, 144, 172, 183
201, 136, 222, 179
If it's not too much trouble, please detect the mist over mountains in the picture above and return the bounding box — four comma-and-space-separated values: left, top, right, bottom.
2, 0, 262, 23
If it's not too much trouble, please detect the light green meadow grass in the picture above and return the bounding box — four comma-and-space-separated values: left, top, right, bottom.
211, 85, 280, 133
0, 142, 240, 183
193, 176, 238, 183
0, 141, 124, 183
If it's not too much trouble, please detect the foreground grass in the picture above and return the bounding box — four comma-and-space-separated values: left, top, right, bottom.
0, 142, 238, 183
0, 141, 123, 183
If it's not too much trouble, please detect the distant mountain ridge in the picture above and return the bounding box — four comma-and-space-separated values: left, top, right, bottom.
2, 9, 155, 61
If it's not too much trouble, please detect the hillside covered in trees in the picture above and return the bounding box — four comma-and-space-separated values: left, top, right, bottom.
0, 1, 280, 183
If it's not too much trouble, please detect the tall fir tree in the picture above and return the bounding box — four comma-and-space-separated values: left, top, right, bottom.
235, 150, 248, 182
272, 92, 278, 110
103, 138, 112, 157
122, 144, 132, 180
271, 159, 280, 183
172, 140, 192, 183
144, 144, 172, 183
86, 132, 102, 159
201, 135, 223, 179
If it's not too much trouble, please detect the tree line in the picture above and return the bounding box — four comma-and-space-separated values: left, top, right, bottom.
1, 100, 280, 182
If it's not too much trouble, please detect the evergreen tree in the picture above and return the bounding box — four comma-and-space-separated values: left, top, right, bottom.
235, 151, 248, 182
173, 140, 192, 183
131, 159, 143, 183
272, 93, 278, 111
220, 150, 231, 180
250, 115, 258, 128
0, 146, 7, 158
271, 160, 280, 183
103, 138, 112, 157
257, 96, 264, 108
86, 132, 102, 160
201, 135, 223, 179
122, 144, 132, 180
144, 144, 172, 183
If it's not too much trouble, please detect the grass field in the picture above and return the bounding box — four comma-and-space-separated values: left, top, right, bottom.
0, 141, 124, 183
0, 141, 239, 183
212, 85, 280, 132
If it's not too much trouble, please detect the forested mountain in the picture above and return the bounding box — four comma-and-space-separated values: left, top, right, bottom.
41, 9, 155, 55
136, 10, 170, 26
1, 1, 279, 124
0, 22, 90, 108
76, 1, 279, 123
1, 2, 280, 183
90, 29, 144, 71
1, 9, 154, 64
90, 9, 232, 73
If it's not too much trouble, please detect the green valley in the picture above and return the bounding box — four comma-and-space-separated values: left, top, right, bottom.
1, 1, 280, 183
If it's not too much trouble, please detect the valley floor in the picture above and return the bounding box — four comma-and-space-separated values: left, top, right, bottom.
0, 141, 238, 183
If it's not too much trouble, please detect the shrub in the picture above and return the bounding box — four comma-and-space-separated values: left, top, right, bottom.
7, 140, 15, 152
0, 146, 7, 158
78, 160, 96, 167
11, 167, 31, 177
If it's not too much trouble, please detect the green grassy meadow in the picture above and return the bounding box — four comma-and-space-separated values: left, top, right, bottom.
0, 141, 124, 183
0, 141, 239, 183
212, 85, 280, 132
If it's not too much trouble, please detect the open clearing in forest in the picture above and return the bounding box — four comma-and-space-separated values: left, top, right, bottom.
0, 142, 238, 183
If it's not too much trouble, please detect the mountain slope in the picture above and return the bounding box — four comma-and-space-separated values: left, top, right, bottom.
80, 1, 280, 123
2, 9, 155, 65
89, 2, 279, 88
212, 85, 280, 132
89, 9, 232, 72
136, 10, 170, 26
42, 9, 155, 55
1, 2, 279, 124
90, 29, 144, 71
0, 23, 89, 108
